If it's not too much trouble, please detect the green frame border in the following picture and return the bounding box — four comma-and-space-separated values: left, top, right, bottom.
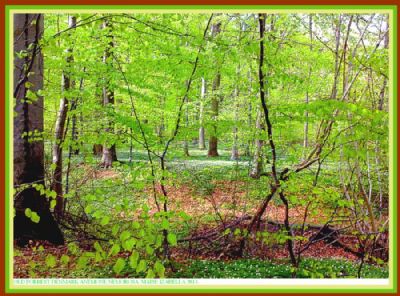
4, 5, 398, 294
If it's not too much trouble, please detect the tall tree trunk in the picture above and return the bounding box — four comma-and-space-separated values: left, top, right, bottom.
183, 81, 190, 156
156, 97, 165, 143
249, 106, 265, 178
375, 15, 388, 212
198, 77, 206, 150
244, 71, 253, 157
331, 15, 342, 100
231, 107, 239, 160
65, 76, 84, 214
231, 24, 244, 161
93, 85, 103, 156
378, 15, 389, 111
231, 69, 240, 161
303, 15, 312, 154
207, 22, 221, 157
101, 20, 117, 168
13, 14, 64, 246
51, 15, 76, 220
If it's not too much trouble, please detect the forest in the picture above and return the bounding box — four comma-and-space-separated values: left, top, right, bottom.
12, 11, 390, 279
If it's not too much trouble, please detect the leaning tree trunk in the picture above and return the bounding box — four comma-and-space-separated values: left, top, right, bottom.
207, 22, 221, 157
13, 14, 64, 246
100, 20, 117, 168
51, 15, 76, 220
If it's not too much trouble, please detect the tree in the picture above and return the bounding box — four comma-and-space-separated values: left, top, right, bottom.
13, 14, 64, 246
198, 77, 207, 150
207, 21, 221, 157
303, 15, 312, 154
51, 15, 76, 219
101, 20, 118, 168
249, 105, 265, 178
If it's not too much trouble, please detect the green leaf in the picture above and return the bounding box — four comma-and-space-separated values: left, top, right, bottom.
167, 233, 177, 246
92, 210, 102, 219
24, 208, 32, 218
113, 258, 126, 275
93, 241, 104, 253
100, 216, 110, 226
84, 205, 94, 214
146, 268, 155, 278
60, 254, 70, 265
154, 260, 165, 278
45, 254, 57, 268
145, 244, 154, 255
132, 221, 140, 229
161, 219, 169, 230
120, 230, 131, 242
129, 251, 139, 268
48, 190, 57, 199
112, 224, 120, 236
30, 212, 40, 223
67, 242, 79, 255
77, 256, 88, 269
108, 244, 120, 256
136, 259, 147, 273
50, 199, 57, 209
122, 238, 136, 251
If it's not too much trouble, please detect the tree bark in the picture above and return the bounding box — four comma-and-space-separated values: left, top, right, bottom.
303, 15, 312, 153
331, 15, 342, 100
231, 27, 242, 161
13, 14, 64, 246
183, 81, 190, 156
51, 15, 76, 220
207, 22, 221, 157
198, 78, 206, 150
249, 106, 264, 178
93, 144, 103, 156
244, 72, 253, 157
101, 20, 117, 168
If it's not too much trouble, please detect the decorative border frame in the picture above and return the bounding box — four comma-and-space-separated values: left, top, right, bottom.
4, 5, 398, 294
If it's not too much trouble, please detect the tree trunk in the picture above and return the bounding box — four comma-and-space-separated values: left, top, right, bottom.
100, 20, 117, 168
331, 15, 342, 100
51, 15, 76, 220
156, 97, 165, 143
231, 69, 240, 161
198, 78, 206, 150
249, 106, 265, 178
378, 15, 388, 111
375, 15, 389, 211
303, 15, 312, 154
13, 14, 64, 246
244, 72, 253, 157
207, 22, 221, 157
93, 144, 103, 156
183, 81, 190, 156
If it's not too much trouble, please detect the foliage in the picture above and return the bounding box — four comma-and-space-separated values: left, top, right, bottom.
13, 12, 390, 279
174, 259, 388, 279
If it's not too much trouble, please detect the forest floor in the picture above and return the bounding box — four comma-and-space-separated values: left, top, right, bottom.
14, 148, 389, 278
